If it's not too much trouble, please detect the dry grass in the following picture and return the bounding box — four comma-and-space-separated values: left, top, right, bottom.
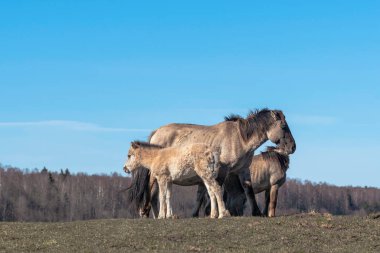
0, 213, 379, 252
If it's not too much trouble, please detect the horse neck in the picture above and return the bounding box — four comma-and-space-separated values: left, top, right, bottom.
137, 148, 161, 169
243, 130, 268, 153
242, 116, 275, 152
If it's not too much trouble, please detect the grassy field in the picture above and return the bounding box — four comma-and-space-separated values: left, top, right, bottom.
0, 213, 379, 253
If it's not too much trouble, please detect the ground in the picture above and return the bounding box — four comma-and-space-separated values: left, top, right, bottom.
0, 213, 379, 253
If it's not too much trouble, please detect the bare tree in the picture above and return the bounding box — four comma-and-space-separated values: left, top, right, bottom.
0, 164, 379, 221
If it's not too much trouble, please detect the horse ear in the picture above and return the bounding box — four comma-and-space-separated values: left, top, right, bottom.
271, 111, 277, 120
131, 142, 139, 149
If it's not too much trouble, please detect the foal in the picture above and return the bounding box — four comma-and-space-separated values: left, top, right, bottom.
123, 141, 230, 219
243, 147, 290, 217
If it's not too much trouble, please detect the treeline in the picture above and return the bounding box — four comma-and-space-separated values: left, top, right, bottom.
0, 166, 136, 221
272, 179, 380, 216
0, 165, 379, 221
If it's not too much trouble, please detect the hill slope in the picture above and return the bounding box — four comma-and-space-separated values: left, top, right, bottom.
0, 214, 379, 252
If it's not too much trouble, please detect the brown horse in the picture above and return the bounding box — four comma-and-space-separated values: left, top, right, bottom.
124, 141, 230, 219
126, 109, 296, 218
242, 146, 290, 217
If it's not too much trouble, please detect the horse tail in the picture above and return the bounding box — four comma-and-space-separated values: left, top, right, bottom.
125, 168, 151, 211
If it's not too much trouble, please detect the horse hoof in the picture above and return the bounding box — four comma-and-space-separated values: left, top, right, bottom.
219, 210, 231, 218
209, 210, 218, 218
140, 213, 150, 219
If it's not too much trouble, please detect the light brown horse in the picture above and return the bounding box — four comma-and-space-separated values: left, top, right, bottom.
242, 147, 290, 217
123, 141, 230, 219
127, 109, 296, 218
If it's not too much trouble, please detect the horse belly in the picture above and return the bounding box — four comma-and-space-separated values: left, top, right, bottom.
251, 179, 271, 194
173, 176, 202, 186
170, 166, 198, 182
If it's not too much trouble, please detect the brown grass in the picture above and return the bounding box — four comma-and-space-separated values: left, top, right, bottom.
0, 213, 379, 252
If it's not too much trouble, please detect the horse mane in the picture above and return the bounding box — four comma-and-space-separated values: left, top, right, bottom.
224, 114, 244, 122
245, 109, 273, 136
261, 147, 290, 170
132, 140, 163, 149
224, 108, 274, 141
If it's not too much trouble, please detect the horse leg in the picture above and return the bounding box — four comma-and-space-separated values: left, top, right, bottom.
200, 173, 230, 218
150, 183, 159, 218
263, 189, 270, 216
157, 177, 168, 219
194, 158, 230, 218
191, 184, 207, 217
166, 182, 173, 218
238, 169, 260, 216
268, 184, 279, 217
213, 182, 231, 218
204, 191, 211, 217
245, 186, 261, 216
202, 182, 218, 218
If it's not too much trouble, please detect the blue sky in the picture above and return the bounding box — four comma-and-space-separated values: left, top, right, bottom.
0, 1, 379, 187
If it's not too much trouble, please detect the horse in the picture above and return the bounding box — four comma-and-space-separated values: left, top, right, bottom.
126, 109, 296, 218
123, 141, 231, 219
242, 146, 290, 217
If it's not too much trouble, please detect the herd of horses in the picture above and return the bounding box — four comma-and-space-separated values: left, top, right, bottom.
123, 109, 296, 219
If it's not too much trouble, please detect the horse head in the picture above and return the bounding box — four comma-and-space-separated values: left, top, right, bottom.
123, 141, 143, 174
266, 110, 296, 155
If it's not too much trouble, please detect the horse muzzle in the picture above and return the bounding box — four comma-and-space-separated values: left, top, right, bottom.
278, 137, 296, 155
291, 143, 296, 153
123, 166, 130, 174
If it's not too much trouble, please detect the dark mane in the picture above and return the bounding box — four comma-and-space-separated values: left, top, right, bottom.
232, 108, 273, 141
246, 108, 270, 119
132, 141, 163, 149
224, 114, 244, 122
261, 149, 290, 170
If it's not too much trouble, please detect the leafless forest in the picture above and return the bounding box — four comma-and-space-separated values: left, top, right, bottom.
0, 164, 379, 222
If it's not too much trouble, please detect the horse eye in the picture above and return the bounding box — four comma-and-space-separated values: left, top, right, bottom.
128, 155, 131, 158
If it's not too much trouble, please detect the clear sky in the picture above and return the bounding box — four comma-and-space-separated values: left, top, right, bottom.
0, 1, 379, 187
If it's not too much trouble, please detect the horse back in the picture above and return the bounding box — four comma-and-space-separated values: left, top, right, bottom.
249, 152, 288, 193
